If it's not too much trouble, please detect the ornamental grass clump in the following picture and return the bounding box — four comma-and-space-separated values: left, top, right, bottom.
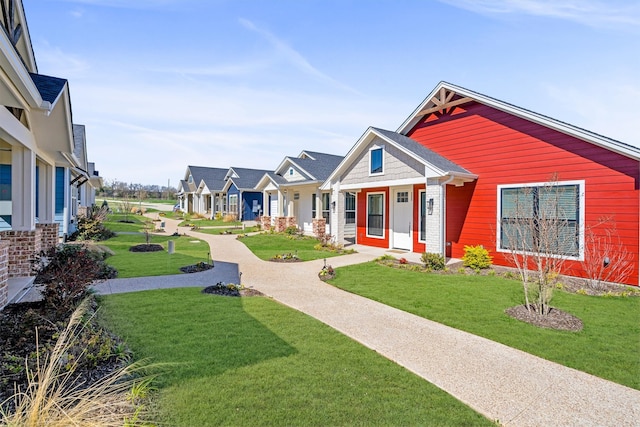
0, 300, 154, 427
421, 252, 445, 271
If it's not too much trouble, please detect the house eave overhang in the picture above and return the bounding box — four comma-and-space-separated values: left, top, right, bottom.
33, 87, 74, 162
398, 81, 640, 162
0, 31, 45, 110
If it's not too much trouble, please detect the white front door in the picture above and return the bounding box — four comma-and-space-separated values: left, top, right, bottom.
393, 188, 412, 250
270, 196, 278, 225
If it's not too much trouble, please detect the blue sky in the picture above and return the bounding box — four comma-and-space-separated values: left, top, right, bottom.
25, 0, 640, 186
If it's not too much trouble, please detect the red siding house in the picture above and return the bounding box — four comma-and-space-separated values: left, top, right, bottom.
322, 82, 640, 286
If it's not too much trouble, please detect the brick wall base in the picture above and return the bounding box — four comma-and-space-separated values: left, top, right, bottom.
274, 217, 297, 233
0, 241, 8, 309
0, 229, 43, 278
36, 223, 60, 251
260, 216, 272, 231
312, 218, 327, 239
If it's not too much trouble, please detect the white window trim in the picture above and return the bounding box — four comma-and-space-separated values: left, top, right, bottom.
418, 189, 426, 243
495, 180, 585, 261
229, 194, 239, 215
366, 191, 385, 239
369, 145, 385, 177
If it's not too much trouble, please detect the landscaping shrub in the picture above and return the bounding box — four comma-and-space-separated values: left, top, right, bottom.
284, 226, 299, 235
68, 206, 115, 242
421, 252, 445, 270
462, 245, 493, 271
34, 244, 117, 314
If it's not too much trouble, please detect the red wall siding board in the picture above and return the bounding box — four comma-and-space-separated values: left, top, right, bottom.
407, 101, 640, 285
356, 187, 390, 249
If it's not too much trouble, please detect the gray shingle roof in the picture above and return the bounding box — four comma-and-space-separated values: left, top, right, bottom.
371, 127, 471, 175
72, 124, 86, 164
188, 166, 228, 192
228, 167, 272, 190
289, 151, 343, 181
30, 73, 67, 104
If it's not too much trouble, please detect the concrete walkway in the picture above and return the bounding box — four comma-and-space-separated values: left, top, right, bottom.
98, 216, 640, 427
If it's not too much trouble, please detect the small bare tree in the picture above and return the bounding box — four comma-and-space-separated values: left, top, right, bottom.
120, 192, 133, 222
582, 219, 633, 291
500, 175, 578, 315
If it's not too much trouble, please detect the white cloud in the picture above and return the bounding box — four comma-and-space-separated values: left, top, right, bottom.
238, 18, 360, 94
439, 0, 640, 29
34, 41, 90, 78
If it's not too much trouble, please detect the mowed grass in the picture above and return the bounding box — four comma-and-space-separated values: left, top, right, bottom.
99, 289, 492, 426
100, 234, 211, 278
194, 226, 260, 235
178, 218, 242, 227
240, 233, 352, 261
103, 213, 147, 233
329, 262, 640, 390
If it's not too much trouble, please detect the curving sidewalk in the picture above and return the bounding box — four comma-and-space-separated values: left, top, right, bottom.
101, 216, 640, 427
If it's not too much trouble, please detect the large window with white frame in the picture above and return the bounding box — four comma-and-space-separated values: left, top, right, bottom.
228, 194, 239, 218
311, 193, 331, 224
498, 181, 583, 258
369, 146, 384, 175
367, 192, 384, 237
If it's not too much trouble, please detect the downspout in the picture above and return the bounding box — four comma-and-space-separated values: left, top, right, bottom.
440, 174, 455, 260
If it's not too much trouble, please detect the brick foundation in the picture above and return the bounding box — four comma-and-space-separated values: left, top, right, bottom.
36, 223, 60, 251
312, 218, 327, 239
0, 229, 42, 278
260, 216, 272, 231
274, 217, 297, 233
0, 241, 8, 309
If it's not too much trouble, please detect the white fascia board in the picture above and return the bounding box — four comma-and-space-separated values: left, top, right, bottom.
398, 81, 640, 161
255, 172, 277, 191
322, 127, 380, 187
297, 150, 316, 160
0, 105, 35, 149
339, 177, 426, 191
0, 32, 44, 109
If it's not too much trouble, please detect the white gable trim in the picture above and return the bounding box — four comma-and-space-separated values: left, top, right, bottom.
398, 81, 640, 161
321, 126, 467, 190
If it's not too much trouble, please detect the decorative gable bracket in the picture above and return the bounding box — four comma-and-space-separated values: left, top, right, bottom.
415, 87, 472, 118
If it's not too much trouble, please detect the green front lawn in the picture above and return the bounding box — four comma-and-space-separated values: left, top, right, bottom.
194, 226, 260, 235
99, 289, 491, 426
178, 218, 242, 227
239, 233, 353, 261
100, 234, 211, 278
329, 262, 640, 389
103, 213, 147, 233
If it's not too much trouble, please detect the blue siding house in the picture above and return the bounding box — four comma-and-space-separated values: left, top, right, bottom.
223, 167, 270, 221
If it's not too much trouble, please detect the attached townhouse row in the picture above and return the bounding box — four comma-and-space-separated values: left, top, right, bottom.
0, 1, 103, 309
180, 81, 640, 287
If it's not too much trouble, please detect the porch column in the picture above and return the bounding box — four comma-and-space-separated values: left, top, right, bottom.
424, 177, 443, 256
38, 162, 55, 223
315, 190, 322, 219
277, 190, 284, 217
11, 146, 36, 231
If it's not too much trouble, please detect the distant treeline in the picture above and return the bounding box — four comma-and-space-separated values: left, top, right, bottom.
98, 179, 177, 200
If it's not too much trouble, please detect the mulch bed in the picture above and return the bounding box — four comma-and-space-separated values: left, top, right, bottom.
505, 305, 584, 332
180, 262, 214, 273
0, 298, 126, 413
269, 258, 301, 263
129, 244, 164, 252
202, 285, 264, 297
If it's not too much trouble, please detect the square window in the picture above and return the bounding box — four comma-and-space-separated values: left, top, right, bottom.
397, 192, 408, 203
